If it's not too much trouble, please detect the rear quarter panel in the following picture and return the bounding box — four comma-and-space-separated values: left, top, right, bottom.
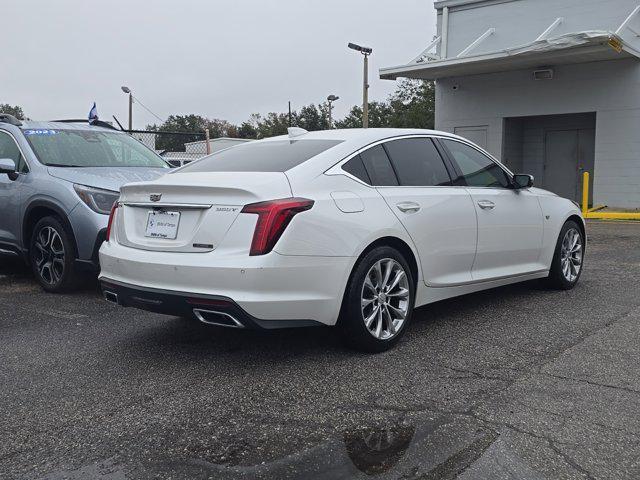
276, 173, 421, 274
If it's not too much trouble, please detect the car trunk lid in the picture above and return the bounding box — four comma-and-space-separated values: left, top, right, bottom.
115, 172, 292, 252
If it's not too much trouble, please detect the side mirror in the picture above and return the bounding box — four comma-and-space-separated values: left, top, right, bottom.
0, 158, 17, 180
513, 174, 534, 189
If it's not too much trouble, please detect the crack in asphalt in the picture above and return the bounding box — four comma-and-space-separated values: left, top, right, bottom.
541, 372, 640, 396
533, 307, 640, 375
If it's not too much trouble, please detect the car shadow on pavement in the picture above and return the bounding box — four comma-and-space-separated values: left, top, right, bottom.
0, 256, 100, 292
117, 280, 544, 362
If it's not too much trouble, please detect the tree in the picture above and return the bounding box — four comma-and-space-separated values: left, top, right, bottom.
387, 80, 435, 129
247, 112, 290, 139
293, 103, 330, 131
334, 80, 435, 130
0, 104, 25, 120
334, 101, 394, 129
147, 114, 239, 151
237, 121, 258, 139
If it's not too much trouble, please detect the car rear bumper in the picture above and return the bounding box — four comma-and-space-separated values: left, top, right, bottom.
100, 278, 324, 329
98, 242, 354, 326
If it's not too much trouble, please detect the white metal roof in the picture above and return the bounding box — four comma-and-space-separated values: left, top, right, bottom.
380, 30, 640, 80
183, 137, 252, 146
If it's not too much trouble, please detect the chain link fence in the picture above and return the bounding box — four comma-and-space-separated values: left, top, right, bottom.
128, 130, 209, 167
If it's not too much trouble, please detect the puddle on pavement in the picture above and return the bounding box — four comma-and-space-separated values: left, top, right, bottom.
36, 412, 531, 480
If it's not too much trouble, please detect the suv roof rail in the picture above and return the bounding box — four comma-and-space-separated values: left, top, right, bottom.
50, 119, 119, 131
0, 114, 23, 126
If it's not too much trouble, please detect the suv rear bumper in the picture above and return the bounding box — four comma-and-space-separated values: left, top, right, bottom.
100, 278, 324, 330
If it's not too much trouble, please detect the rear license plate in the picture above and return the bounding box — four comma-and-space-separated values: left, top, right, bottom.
145, 211, 180, 239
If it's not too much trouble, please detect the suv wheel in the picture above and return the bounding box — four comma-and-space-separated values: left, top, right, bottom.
30, 216, 78, 293
340, 246, 415, 353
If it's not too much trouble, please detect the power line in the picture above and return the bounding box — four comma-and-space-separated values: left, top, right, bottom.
131, 95, 165, 123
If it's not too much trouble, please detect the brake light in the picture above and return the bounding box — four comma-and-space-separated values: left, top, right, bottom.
105, 203, 118, 241
241, 198, 314, 256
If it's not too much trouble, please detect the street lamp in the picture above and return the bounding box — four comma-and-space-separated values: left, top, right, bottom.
121, 86, 133, 131
327, 94, 339, 129
348, 42, 373, 128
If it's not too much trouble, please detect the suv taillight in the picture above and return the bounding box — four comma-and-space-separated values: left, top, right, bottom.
105, 203, 118, 241
241, 198, 314, 256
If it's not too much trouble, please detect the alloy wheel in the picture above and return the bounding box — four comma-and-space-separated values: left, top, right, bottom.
33, 226, 65, 285
560, 228, 582, 283
361, 258, 410, 340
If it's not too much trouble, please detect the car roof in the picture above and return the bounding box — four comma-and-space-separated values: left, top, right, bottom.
264, 128, 472, 182
264, 127, 464, 143
17, 120, 119, 133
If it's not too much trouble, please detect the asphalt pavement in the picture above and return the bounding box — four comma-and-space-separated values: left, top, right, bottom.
1, 221, 640, 480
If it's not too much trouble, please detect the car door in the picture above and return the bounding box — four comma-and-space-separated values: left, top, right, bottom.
0, 131, 28, 247
358, 138, 477, 287
439, 138, 544, 281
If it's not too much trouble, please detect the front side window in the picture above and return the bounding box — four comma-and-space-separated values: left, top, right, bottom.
0, 132, 27, 173
24, 129, 169, 168
384, 138, 451, 187
179, 139, 343, 173
441, 139, 510, 188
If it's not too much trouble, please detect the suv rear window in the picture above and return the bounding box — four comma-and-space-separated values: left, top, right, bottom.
179, 139, 343, 173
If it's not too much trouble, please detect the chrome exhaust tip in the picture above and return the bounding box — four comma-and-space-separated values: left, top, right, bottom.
193, 309, 244, 328
104, 291, 119, 304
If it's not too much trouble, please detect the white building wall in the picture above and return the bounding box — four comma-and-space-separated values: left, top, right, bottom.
436, 58, 640, 208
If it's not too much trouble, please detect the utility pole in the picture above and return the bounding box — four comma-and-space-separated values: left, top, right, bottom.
128, 93, 133, 131
327, 95, 339, 129
288, 101, 292, 127
121, 86, 133, 130
348, 43, 373, 128
363, 55, 369, 129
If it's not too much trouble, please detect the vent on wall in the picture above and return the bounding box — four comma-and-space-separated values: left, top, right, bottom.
533, 68, 554, 81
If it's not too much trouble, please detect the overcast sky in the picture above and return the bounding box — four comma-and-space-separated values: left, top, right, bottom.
3, 0, 436, 129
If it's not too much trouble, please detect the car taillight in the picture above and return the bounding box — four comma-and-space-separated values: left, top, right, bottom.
105, 203, 118, 241
241, 198, 314, 256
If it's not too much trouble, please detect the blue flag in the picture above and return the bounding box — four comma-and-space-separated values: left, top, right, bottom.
88, 102, 98, 123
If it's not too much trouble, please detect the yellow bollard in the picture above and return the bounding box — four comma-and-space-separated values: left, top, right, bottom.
582, 171, 589, 216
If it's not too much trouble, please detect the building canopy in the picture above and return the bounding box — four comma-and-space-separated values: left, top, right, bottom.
381, 30, 640, 81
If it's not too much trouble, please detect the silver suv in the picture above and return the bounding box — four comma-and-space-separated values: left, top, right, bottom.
0, 114, 170, 292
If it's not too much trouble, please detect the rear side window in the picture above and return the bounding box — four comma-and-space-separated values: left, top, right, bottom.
342, 155, 371, 184
384, 138, 451, 186
360, 145, 398, 186
178, 139, 343, 173
441, 139, 511, 188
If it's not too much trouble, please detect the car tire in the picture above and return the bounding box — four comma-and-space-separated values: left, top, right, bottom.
339, 246, 416, 353
29, 216, 79, 293
545, 220, 584, 290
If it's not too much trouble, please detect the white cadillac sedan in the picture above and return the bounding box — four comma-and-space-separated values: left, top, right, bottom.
99, 128, 585, 352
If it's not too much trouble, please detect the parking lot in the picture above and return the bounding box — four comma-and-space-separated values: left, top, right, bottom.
0, 221, 639, 479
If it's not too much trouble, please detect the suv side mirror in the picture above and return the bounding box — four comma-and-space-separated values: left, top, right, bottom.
513, 174, 534, 189
0, 158, 17, 180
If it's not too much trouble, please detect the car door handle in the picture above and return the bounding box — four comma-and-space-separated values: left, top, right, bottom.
477, 200, 495, 210
396, 202, 421, 213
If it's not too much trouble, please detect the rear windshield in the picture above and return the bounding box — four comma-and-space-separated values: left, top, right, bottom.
178, 139, 343, 173
24, 129, 169, 168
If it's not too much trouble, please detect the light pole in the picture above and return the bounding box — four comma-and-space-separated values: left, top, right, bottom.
348, 43, 373, 128
327, 94, 339, 129
121, 86, 133, 131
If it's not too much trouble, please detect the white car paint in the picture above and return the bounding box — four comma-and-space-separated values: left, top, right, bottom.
99, 128, 584, 329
